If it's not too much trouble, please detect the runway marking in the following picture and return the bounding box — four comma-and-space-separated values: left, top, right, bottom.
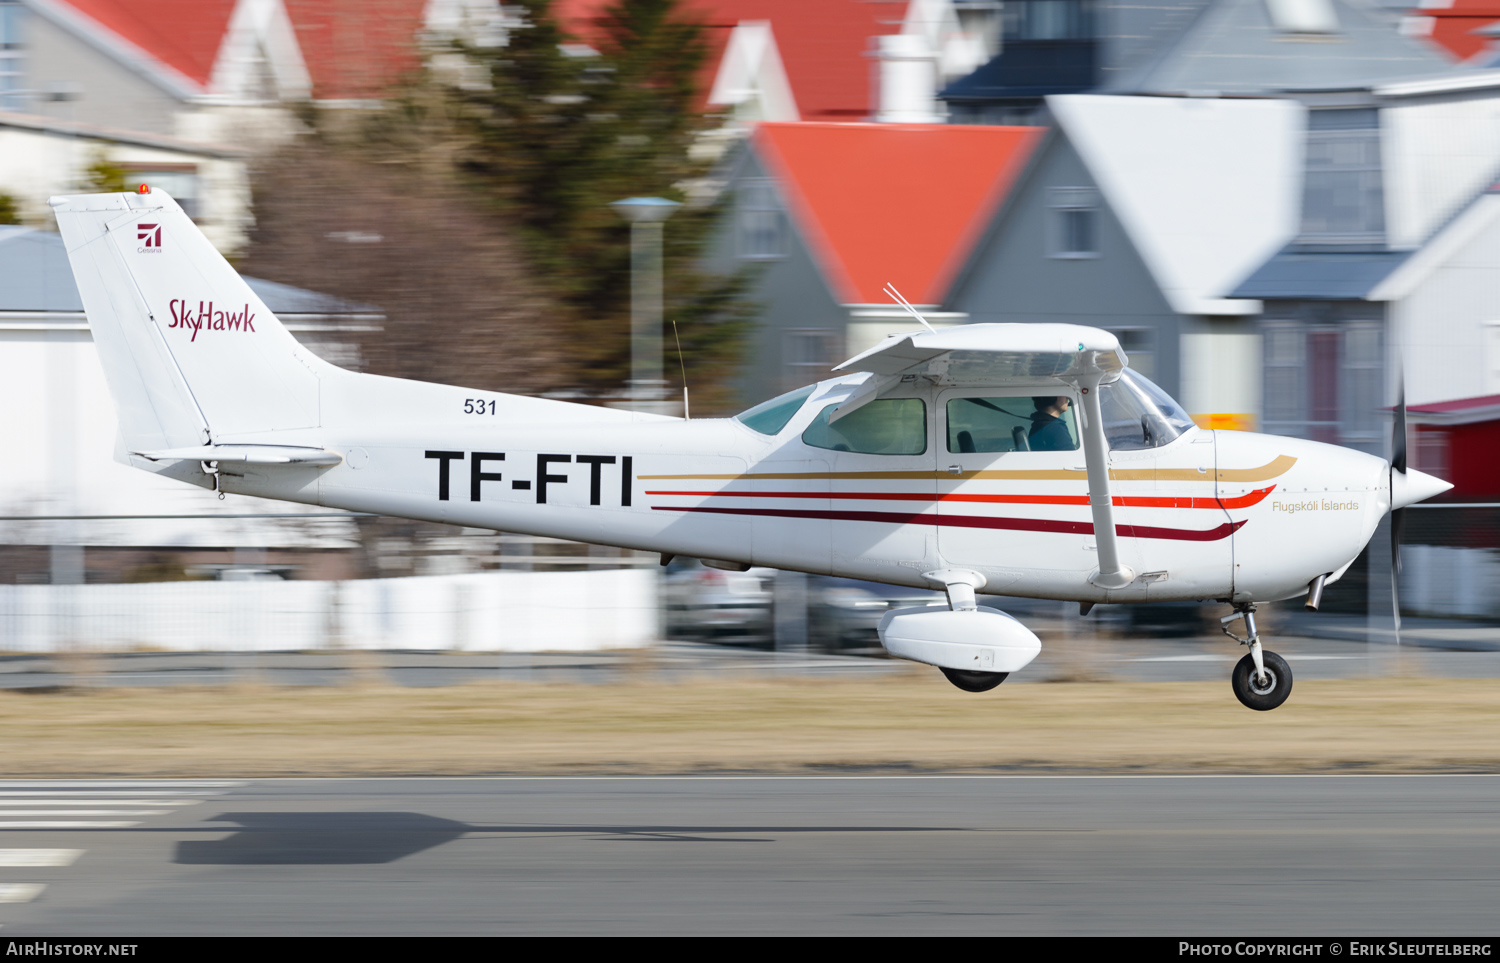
0, 791, 229, 797
0, 822, 138, 829
0, 811, 178, 817
0, 799, 202, 807
0, 884, 45, 903
0, 850, 80, 867
0, 782, 242, 788
0, 782, 238, 829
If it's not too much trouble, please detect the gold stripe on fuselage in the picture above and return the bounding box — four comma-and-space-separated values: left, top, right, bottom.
639, 455, 1297, 484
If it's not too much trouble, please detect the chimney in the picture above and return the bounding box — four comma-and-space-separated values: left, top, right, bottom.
875, 33, 941, 123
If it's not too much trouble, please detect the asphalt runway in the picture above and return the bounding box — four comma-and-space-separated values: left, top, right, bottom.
0, 776, 1496, 936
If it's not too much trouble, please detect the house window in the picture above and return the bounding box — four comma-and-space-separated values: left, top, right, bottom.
1263, 321, 1305, 436
783, 328, 839, 392
1301, 109, 1384, 244
1049, 187, 1098, 258
1261, 313, 1383, 449
0, 1, 23, 114
1002, 0, 1097, 41
123, 166, 200, 219
1108, 327, 1155, 380
738, 178, 784, 260
1341, 321, 1382, 445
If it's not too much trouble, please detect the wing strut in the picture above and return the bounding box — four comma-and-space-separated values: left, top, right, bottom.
1076, 376, 1134, 590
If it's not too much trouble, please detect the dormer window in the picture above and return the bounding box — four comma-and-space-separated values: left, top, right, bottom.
1299, 108, 1384, 246
1001, 0, 1097, 42
1049, 186, 1098, 258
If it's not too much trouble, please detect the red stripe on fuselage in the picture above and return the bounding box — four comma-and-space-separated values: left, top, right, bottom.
643, 485, 1275, 510
651, 505, 1247, 541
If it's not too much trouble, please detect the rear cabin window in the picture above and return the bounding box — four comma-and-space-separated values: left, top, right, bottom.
947, 396, 1079, 453
802, 398, 927, 455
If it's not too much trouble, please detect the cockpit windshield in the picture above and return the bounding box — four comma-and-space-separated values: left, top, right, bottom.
734, 385, 815, 436
1097, 369, 1196, 450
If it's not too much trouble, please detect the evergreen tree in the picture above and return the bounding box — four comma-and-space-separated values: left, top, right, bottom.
450, 0, 754, 405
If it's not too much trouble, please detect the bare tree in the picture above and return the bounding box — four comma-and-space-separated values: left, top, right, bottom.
241, 142, 567, 396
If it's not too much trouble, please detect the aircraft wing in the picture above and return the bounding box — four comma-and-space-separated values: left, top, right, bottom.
130, 445, 343, 467
833, 323, 1126, 385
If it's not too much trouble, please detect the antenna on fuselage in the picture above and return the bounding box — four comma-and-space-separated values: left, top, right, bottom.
883, 282, 937, 334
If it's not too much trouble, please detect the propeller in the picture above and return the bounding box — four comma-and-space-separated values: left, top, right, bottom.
1390, 374, 1406, 644
1387, 370, 1456, 644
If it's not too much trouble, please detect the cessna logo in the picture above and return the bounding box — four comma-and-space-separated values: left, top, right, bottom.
136, 223, 162, 252
167, 299, 256, 342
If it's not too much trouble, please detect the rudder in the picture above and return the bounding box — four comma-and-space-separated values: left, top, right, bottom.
50, 188, 328, 448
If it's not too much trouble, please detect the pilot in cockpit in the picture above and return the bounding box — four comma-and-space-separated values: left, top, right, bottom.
1028, 396, 1074, 451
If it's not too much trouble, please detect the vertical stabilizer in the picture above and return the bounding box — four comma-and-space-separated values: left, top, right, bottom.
50, 189, 326, 448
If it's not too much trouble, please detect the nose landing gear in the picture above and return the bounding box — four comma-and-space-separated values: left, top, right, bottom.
1221, 604, 1293, 711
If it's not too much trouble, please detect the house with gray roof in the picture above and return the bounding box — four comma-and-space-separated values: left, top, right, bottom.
938, 93, 1303, 431
0, 226, 379, 583
1107, 0, 1460, 97
1227, 71, 1500, 459
941, 0, 1461, 124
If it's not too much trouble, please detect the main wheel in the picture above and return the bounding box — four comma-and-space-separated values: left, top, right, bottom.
1231, 650, 1292, 711
940, 667, 1008, 693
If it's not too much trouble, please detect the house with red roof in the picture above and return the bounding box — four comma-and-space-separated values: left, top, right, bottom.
713, 97, 1315, 428
13, 0, 309, 134
555, 0, 992, 128
1407, 395, 1500, 498
0, 0, 509, 247
1406, 0, 1500, 63
8, 0, 516, 133
707, 121, 1040, 406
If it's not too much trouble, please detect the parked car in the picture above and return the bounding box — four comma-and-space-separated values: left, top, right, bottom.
661, 559, 945, 653
661, 558, 774, 647
808, 577, 945, 652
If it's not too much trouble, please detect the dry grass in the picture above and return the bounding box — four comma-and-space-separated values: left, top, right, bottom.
2, 673, 1498, 777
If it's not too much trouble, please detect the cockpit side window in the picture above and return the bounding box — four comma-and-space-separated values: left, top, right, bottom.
802, 398, 927, 455
947, 396, 1079, 453
734, 385, 815, 436
1098, 369, 1196, 450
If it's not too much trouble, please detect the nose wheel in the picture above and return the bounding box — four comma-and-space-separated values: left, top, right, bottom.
1221, 605, 1293, 711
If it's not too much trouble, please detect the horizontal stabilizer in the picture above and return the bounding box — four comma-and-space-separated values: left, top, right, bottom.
131, 445, 342, 467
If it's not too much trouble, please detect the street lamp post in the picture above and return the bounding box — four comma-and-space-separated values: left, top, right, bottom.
610, 196, 680, 412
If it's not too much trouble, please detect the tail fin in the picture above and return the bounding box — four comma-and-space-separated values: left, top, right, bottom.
50, 189, 327, 449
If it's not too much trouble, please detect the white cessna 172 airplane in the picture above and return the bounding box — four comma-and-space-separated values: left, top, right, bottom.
51, 187, 1452, 710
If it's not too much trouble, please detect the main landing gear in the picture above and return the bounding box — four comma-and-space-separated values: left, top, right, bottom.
940, 667, 1008, 692
1221, 604, 1293, 711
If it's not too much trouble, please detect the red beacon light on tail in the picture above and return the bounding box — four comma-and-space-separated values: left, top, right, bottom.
137, 183, 150, 194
